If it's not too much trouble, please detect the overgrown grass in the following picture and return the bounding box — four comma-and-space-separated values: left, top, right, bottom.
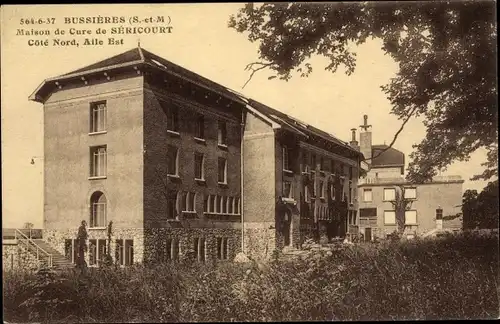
3, 233, 499, 322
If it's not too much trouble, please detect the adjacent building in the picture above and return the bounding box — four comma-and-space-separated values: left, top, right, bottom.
356, 115, 464, 240
28, 46, 363, 266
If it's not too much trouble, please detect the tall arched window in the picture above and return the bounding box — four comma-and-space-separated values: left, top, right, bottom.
90, 191, 107, 228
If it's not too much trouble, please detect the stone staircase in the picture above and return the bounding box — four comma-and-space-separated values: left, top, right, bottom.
31, 239, 74, 269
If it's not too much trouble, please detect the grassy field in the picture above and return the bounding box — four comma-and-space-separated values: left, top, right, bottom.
3, 232, 499, 323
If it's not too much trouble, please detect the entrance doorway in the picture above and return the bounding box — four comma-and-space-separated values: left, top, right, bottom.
365, 228, 372, 242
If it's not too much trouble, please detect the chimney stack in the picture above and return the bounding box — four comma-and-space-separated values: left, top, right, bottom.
359, 114, 372, 165
349, 128, 359, 150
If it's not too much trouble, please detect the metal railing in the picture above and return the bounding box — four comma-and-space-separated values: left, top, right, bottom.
14, 229, 53, 268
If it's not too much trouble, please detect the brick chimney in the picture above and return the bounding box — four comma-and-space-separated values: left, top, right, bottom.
349, 128, 359, 150
359, 114, 372, 165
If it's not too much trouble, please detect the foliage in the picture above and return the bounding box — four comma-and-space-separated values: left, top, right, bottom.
228, 2, 498, 183
3, 233, 499, 322
389, 185, 414, 233
463, 180, 499, 229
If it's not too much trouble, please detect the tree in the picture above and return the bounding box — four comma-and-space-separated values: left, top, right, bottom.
394, 186, 414, 234
462, 180, 499, 229
228, 1, 497, 183
389, 185, 414, 236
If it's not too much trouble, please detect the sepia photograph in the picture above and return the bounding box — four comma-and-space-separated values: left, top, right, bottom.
1, 2, 498, 322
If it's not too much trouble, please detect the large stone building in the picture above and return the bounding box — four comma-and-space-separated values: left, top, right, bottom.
356, 115, 464, 240
28, 46, 363, 266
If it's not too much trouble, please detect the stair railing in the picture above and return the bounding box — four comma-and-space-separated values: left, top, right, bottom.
14, 229, 53, 268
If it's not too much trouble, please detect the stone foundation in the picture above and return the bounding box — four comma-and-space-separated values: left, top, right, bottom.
43, 228, 144, 265
2, 242, 39, 272
243, 224, 276, 260
143, 227, 242, 264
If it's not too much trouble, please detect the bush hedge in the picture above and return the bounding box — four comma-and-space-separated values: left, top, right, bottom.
3, 232, 498, 322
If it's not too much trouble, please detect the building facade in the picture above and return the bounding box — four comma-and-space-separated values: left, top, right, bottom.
356, 116, 464, 240
29, 46, 362, 265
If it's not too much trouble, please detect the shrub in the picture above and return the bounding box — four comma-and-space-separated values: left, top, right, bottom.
3, 232, 498, 322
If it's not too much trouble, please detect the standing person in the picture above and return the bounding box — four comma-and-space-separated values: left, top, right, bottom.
76, 220, 88, 270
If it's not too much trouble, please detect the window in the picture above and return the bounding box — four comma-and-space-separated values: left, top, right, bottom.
383, 188, 396, 201
218, 157, 227, 184
181, 192, 196, 212
90, 191, 106, 227
221, 196, 227, 214
404, 187, 417, 199
217, 237, 229, 260
331, 160, 335, 174
171, 238, 180, 260
195, 114, 204, 139
311, 154, 316, 171
319, 181, 325, 198
167, 146, 179, 176
363, 189, 373, 202
204, 195, 208, 213
160, 239, 171, 262
160, 238, 179, 262
384, 211, 396, 225
340, 178, 345, 201
330, 183, 335, 200
88, 239, 107, 266
359, 208, 377, 218
211, 195, 217, 213
193, 237, 206, 262
194, 153, 204, 180
302, 152, 309, 173
349, 166, 353, 180
283, 181, 293, 199
166, 190, 177, 219
166, 103, 179, 132
349, 181, 353, 203
90, 146, 107, 177
405, 210, 417, 225
304, 184, 310, 202
90, 101, 106, 133
319, 157, 324, 172
227, 197, 233, 214
283, 146, 291, 172
436, 208, 443, 220
216, 195, 221, 213
236, 197, 241, 214
125, 240, 134, 266
218, 121, 227, 146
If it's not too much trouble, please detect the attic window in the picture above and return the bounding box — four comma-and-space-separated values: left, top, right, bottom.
151, 59, 167, 69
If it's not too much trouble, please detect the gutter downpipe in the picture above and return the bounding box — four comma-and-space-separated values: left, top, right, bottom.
240, 109, 245, 254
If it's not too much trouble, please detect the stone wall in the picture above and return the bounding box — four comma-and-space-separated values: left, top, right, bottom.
243, 225, 276, 260
143, 227, 241, 264
43, 228, 144, 265
2, 242, 39, 272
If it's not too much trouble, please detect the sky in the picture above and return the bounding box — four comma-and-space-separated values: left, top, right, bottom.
1, 4, 490, 228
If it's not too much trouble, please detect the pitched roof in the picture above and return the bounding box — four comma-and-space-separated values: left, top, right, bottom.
30, 46, 360, 157
371, 144, 405, 171
62, 48, 143, 75
247, 99, 351, 149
